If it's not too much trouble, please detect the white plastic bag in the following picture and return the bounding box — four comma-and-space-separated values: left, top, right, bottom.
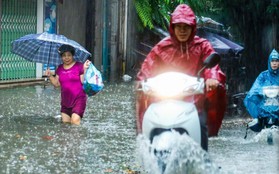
83, 63, 104, 96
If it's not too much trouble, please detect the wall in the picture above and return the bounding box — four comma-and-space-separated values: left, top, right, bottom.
56, 0, 137, 82
56, 0, 87, 49
93, 0, 103, 70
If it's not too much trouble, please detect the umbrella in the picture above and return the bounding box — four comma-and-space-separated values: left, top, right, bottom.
11, 32, 91, 66
152, 27, 244, 56
197, 30, 244, 56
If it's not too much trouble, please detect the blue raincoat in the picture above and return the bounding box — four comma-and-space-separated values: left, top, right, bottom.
244, 49, 279, 118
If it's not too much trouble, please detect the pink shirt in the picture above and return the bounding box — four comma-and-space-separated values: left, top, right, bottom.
56, 62, 86, 108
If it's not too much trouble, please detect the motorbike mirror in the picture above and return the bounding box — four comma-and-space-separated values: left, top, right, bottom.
203, 53, 221, 68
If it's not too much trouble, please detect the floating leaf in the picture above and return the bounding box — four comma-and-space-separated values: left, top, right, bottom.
124, 169, 140, 174
42, 135, 53, 140
104, 168, 113, 173
19, 155, 27, 160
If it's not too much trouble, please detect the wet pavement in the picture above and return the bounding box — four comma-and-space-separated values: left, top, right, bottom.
0, 82, 278, 174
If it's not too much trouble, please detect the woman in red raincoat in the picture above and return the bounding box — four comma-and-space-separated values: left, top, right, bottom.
136, 4, 226, 151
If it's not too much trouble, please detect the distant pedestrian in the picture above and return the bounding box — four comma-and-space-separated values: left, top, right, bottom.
45, 44, 91, 125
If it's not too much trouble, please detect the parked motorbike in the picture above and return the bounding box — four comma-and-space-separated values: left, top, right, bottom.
245, 86, 279, 144
227, 92, 249, 117
137, 53, 220, 173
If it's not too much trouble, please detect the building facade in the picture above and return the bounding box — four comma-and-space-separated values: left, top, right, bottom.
0, 0, 137, 83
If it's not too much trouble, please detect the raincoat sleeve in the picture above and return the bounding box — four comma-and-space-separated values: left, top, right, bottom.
244, 72, 266, 118
202, 41, 226, 84
136, 49, 159, 81
204, 65, 226, 84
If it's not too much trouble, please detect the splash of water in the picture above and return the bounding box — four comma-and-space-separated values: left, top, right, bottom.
135, 131, 220, 174
251, 126, 279, 144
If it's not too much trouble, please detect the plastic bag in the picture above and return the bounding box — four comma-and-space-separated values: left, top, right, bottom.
83, 63, 104, 96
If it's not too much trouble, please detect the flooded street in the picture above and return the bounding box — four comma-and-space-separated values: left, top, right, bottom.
0, 82, 138, 173
209, 117, 278, 174
0, 82, 278, 174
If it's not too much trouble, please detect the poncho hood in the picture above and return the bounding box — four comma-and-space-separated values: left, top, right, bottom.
169, 4, 196, 44
268, 49, 279, 75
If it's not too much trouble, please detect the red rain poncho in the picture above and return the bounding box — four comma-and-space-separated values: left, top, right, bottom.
136, 4, 226, 136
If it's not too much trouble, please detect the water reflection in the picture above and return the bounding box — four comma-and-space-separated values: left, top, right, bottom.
209, 118, 279, 174
0, 83, 278, 173
0, 83, 138, 174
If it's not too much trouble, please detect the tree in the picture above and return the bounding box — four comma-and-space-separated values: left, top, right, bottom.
134, 0, 221, 30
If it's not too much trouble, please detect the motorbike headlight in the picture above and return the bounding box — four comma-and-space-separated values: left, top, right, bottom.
141, 72, 204, 98
263, 86, 279, 98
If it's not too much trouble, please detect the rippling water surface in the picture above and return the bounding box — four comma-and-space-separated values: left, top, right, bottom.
0, 82, 278, 174
0, 82, 138, 174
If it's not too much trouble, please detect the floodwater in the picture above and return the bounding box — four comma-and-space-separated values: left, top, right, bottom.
0, 82, 278, 174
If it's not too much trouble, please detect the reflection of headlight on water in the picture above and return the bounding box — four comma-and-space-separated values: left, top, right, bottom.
263, 86, 279, 98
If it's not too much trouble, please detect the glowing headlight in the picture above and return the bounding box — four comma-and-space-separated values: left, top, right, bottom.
141, 72, 204, 98
263, 86, 279, 98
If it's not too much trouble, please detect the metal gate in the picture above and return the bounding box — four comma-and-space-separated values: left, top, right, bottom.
0, 0, 37, 80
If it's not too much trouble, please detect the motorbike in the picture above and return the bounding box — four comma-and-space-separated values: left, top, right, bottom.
227, 92, 249, 117
137, 53, 221, 173
245, 86, 279, 144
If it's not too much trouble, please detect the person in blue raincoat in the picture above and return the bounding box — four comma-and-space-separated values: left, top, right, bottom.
244, 49, 279, 131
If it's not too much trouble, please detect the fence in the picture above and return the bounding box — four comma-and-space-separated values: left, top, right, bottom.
0, 0, 37, 80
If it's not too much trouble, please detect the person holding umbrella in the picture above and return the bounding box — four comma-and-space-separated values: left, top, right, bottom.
45, 44, 91, 125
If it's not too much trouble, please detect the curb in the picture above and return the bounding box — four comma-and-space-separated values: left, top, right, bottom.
0, 78, 46, 89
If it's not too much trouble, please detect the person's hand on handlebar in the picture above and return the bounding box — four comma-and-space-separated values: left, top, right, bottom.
205, 78, 219, 91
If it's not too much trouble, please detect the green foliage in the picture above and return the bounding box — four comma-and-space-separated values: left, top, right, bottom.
134, 0, 185, 30
134, 0, 153, 29
134, 0, 223, 30
266, 1, 279, 19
